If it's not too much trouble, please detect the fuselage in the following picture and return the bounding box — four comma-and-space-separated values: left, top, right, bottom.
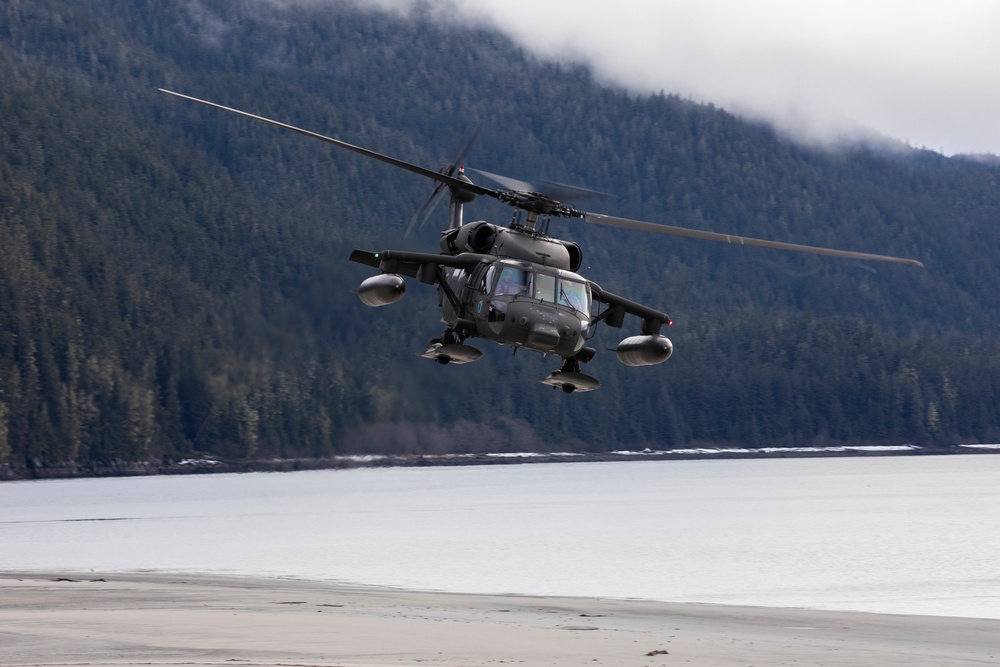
440, 258, 591, 358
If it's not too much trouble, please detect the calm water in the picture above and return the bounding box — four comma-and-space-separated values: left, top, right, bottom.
2, 455, 999, 619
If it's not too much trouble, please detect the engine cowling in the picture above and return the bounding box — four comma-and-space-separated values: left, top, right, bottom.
614, 335, 673, 367
562, 241, 583, 272
358, 273, 405, 307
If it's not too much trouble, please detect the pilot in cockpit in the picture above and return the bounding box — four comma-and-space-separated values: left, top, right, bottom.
495, 267, 529, 296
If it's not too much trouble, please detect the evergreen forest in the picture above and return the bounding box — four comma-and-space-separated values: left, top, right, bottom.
2, 0, 1000, 475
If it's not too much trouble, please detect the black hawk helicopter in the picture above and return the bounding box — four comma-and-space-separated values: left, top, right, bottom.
160, 89, 923, 393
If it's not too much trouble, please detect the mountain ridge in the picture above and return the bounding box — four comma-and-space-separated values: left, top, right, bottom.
2, 0, 1000, 474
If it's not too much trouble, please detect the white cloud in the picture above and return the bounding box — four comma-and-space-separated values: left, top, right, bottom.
357, 0, 1000, 155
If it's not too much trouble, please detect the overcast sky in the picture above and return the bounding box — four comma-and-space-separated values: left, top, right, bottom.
361, 0, 1000, 156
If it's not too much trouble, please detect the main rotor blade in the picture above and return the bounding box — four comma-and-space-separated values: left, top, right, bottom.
584, 212, 924, 267
469, 168, 614, 203
159, 89, 501, 200
468, 167, 534, 193
534, 180, 616, 203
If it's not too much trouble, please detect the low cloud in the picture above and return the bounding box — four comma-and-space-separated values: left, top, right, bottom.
352, 0, 1000, 156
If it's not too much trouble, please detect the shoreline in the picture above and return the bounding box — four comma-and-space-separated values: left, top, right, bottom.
2, 571, 998, 667
3, 443, 998, 481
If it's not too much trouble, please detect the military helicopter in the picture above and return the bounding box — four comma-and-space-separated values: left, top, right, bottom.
160, 89, 923, 393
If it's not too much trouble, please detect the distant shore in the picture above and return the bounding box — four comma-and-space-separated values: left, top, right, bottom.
2, 443, 997, 481
2, 571, 998, 667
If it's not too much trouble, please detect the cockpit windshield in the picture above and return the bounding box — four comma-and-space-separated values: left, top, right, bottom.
557, 278, 588, 312
491, 265, 590, 313
494, 267, 530, 296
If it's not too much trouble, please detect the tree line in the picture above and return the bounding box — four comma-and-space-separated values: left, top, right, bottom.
2, 0, 1000, 474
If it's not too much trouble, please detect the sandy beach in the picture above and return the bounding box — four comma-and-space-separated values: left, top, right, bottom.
1, 572, 998, 667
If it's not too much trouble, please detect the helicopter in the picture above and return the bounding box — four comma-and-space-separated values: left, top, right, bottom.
160, 89, 923, 393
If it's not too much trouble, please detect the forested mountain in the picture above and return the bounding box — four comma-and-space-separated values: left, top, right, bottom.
2, 0, 1000, 474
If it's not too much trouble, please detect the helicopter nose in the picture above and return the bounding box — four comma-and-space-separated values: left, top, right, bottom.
526, 322, 561, 350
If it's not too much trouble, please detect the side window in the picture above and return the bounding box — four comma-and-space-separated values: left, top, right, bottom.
482, 265, 497, 293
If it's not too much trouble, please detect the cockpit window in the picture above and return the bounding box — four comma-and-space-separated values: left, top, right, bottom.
491, 265, 590, 313
534, 273, 556, 303
482, 265, 497, 293
557, 278, 588, 312
494, 267, 530, 296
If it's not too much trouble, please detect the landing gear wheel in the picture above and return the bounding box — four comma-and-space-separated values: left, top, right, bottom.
561, 357, 582, 374
420, 328, 482, 365
540, 354, 600, 393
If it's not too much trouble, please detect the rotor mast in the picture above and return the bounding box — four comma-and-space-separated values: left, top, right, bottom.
524, 211, 540, 232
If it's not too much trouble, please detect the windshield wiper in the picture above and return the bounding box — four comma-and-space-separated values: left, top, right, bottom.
558, 285, 578, 311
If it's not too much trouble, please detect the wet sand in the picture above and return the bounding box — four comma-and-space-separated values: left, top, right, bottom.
2, 572, 998, 666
